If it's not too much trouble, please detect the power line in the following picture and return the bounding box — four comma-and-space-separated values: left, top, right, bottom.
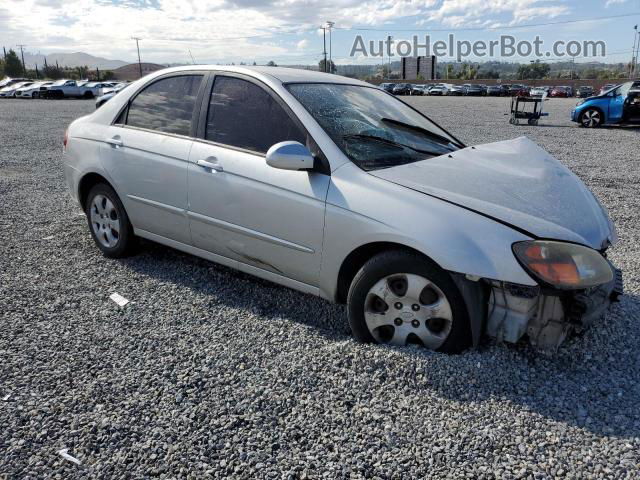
335, 12, 640, 32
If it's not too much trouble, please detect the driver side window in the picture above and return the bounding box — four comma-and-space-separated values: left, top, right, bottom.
205, 76, 306, 154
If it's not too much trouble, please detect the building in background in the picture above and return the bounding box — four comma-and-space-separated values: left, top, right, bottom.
401, 56, 437, 80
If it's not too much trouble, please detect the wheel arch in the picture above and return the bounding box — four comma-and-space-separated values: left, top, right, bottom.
78, 172, 115, 210
335, 241, 440, 304
580, 104, 606, 124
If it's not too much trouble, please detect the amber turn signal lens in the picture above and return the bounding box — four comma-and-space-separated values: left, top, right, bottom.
513, 241, 613, 290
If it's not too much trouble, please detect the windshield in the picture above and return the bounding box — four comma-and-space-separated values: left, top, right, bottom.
52, 80, 68, 86
611, 82, 631, 97
287, 83, 462, 171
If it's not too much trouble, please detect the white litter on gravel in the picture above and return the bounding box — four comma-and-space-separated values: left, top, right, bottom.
109, 292, 129, 307
57, 449, 81, 465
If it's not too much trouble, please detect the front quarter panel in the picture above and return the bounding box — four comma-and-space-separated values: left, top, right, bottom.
319, 163, 536, 301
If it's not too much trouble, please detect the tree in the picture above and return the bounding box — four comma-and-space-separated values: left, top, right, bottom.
318, 59, 336, 74
516, 61, 550, 80
4, 49, 24, 77
266, 60, 277, 67
76, 65, 89, 79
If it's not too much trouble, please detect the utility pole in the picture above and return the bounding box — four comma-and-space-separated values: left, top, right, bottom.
17, 44, 27, 76
131, 37, 143, 79
321, 27, 327, 72
636, 30, 640, 78
631, 25, 638, 78
387, 36, 392, 79
3, 47, 6, 62
326, 21, 334, 74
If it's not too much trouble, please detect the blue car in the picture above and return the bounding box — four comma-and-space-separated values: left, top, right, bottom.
571, 81, 640, 128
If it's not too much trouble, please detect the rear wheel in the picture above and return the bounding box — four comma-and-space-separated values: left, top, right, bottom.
347, 250, 472, 353
85, 184, 136, 258
580, 108, 603, 128
83, 91, 94, 99
32, 91, 39, 99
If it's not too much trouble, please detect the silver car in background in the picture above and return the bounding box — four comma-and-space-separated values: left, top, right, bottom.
63, 66, 622, 353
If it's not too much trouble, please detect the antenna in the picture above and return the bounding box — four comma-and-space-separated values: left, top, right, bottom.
189, 49, 196, 64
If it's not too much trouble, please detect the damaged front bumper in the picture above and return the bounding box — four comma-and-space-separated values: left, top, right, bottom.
485, 267, 623, 350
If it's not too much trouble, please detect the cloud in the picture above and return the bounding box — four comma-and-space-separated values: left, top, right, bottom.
0, 0, 577, 64
428, 0, 570, 27
605, 0, 627, 6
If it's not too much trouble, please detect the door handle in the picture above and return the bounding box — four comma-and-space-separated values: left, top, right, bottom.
197, 158, 223, 172
105, 137, 123, 148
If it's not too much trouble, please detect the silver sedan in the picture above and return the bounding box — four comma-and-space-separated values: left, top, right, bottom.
63, 66, 622, 353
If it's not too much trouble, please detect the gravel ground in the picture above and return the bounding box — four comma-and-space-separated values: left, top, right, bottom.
1, 97, 639, 479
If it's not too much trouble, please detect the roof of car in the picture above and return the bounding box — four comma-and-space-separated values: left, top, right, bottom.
153, 65, 371, 86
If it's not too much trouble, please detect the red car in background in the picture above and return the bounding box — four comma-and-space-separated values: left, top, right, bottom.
550, 86, 572, 98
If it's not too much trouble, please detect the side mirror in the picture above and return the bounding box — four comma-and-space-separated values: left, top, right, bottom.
266, 141, 315, 171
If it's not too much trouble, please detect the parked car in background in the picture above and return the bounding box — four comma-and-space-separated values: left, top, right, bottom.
379, 83, 394, 93
509, 84, 530, 96
95, 82, 130, 109
15, 81, 53, 98
63, 65, 621, 353
410, 84, 428, 95
42, 79, 104, 99
486, 85, 503, 96
448, 85, 465, 96
392, 83, 413, 95
529, 87, 549, 98
463, 84, 485, 96
0, 81, 33, 98
0, 77, 30, 89
550, 86, 572, 98
428, 84, 450, 96
576, 86, 594, 98
598, 84, 617, 95
572, 81, 640, 127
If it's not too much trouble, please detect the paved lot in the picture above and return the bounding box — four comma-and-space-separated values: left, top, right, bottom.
1, 97, 639, 479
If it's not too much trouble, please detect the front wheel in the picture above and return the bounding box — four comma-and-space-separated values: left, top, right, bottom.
347, 250, 472, 353
580, 108, 603, 128
85, 184, 137, 258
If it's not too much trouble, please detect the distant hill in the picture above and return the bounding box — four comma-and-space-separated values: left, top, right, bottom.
112, 62, 168, 80
23, 52, 128, 70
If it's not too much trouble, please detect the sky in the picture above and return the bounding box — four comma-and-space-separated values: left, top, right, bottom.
1, 0, 639, 66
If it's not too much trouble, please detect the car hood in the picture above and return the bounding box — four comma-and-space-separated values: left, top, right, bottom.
369, 136, 614, 249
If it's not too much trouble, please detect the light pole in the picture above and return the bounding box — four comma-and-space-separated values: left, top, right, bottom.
132, 37, 143, 79
326, 21, 334, 74
321, 27, 327, 72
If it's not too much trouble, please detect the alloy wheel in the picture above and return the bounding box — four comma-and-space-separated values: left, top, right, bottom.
90, 194, 121, 248
364, 273, 453, 349
581, 109, 601, 128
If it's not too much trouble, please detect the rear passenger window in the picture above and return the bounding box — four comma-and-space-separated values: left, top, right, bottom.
126, 75, 202, 136
206, 76, 306, 153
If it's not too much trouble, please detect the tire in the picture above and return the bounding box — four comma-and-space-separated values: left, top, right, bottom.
347, 250, 472, 353
579, 108, 603, 128
32, 91, 39, 99
83, 91, 94, 99
85, 183, 137, 258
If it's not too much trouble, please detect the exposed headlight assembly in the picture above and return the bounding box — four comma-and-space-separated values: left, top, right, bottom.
513, 241, 613, 290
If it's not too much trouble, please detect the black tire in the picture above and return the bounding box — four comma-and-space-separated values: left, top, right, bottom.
347, 250, 472, 353
579, 108, 603, 128
85, 183, 137, 258
83, 91, 94, 99
32, 91, 39, 99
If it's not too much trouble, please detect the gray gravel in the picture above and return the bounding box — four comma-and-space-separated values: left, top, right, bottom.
1, 97, 639, 479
